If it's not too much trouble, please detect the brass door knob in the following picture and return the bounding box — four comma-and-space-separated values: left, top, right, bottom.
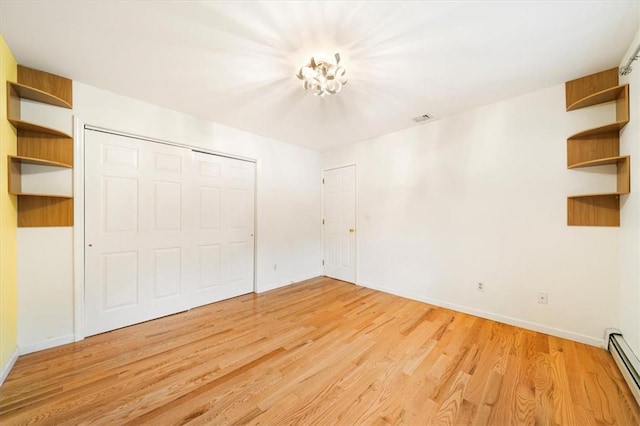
349, 228, 355, 233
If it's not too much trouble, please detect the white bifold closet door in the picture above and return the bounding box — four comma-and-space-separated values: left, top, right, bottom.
84, 130, 254, 337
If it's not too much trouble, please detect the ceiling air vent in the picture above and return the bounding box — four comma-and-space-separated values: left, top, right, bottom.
412, 113, 434, 124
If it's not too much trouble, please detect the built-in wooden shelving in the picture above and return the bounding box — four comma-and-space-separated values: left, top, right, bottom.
565, 68, 630, 227
5, 66, 74, 227
568, 120, 629, 140
9, 155, 72, 170
566, 85, 629, 111
567, 194, 622, 227
8, 155, 72, 197
8, 81, 72, 109
7, 117, 72, 138
568, 155, 629, 169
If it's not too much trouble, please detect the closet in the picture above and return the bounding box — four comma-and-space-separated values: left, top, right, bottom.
84, 129, 255, 336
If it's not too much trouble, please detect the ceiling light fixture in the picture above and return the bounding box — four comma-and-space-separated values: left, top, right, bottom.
296, 53, 347, 97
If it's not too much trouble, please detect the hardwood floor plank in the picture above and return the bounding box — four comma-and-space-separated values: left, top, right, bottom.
431, 371, 470, 425
535, 353, 556, 426
549, 350, 577, 425
1, 277, 639, 425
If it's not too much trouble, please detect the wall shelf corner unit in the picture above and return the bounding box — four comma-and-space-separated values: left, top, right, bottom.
7, 117, 72, 138
5, 66, 74, 227
8, 155, 73, 197
567, 194, 622, 227
565, 68, 631, 227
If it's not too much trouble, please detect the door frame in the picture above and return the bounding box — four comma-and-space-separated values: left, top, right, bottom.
72, 121, 258, 341
322, 164, 357, 284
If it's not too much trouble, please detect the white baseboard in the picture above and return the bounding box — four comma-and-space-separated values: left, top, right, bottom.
256, 273, 322, 294
361, 282, 604, 348
0, 346, 19, 386
19, 334, 75, 355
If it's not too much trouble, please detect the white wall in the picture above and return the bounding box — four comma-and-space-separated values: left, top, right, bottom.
17, 228, 74, 353
16, 82, 322, 352
323, 83, 621, 346
619, 26, 640, 355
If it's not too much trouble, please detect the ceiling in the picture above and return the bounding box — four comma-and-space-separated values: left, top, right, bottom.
1, 1, 638, 152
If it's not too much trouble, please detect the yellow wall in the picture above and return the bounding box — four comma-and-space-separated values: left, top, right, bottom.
0, 35, 18, 372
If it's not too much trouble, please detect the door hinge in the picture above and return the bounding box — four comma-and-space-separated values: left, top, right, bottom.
322, 178, 325, 184
322, 260, 325, 265
322, 219, 325, 225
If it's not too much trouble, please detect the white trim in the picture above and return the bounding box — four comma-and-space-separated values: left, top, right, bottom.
0, 346, 19, 386
361, 281, 605, 348
253, 158, 259, 293
19, 334, 75, 355
320, 171, 324, 276
73, 117, 85, 341
256, 273, 321, 294
323, 164, 356, 172
84, 125, 256, 164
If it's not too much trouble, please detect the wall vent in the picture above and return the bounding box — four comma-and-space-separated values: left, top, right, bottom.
412, 113, 434, 124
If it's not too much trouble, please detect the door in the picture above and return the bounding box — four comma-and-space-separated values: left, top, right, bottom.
191, 152, 255, 308
323, 165, 356, 283
84, 130, 192, 336
84, 130, 256, 336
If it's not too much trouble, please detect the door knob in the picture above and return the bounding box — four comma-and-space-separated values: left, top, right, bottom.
349, 228, 355, 233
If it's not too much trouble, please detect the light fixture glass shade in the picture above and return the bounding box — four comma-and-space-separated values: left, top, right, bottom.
296, 53, 347, 97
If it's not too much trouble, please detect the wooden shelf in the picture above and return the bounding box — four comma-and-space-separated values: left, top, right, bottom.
567, 194, 621, 227
567, 84, 628, 111
9, 155, 71, 168
8, 155, 73, 198
568, 121, 629, 139
7, 118, 72, 138
18, 197, 73, 228
569, 192, 628, 199
8, 153, 74, 227
7, 82, 72, 109
565, 68, 631, 227
17, 65, 72, 107
565, 67, 619, 109
17, 130, 73, 166
568, 155, 629, 169
568, 153, 629, 192
567, 156, 630, 227
9, 192, 73, 199
4, 66, 74, 227
567, 131, 619, 167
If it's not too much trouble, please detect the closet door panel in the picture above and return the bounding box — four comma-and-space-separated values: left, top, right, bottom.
85, 131, 190, 336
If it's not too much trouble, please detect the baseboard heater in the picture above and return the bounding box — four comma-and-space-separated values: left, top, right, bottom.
606, 328, 640, 406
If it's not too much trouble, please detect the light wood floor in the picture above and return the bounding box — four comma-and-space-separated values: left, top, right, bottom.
1, 277, 639, 425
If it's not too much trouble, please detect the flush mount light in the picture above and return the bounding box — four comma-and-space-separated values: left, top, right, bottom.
296, 53, 347, 97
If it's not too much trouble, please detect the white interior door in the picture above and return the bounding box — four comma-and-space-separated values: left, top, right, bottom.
323, 165, 356, 283
84, 130, 255, 336
191, 152, 255, 308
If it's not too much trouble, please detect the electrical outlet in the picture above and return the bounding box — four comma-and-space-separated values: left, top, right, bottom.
273, 264, 278, 270
477, 282, 483, 291
537, 292, 548, 304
